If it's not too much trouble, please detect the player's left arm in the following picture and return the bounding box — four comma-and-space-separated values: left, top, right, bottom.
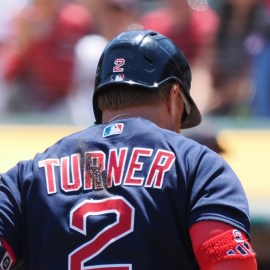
190, 220, 257, 270
0, 237, 16, 270
0, 166, 24, 269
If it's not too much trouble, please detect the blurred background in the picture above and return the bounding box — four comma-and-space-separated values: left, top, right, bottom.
0, 0, 269, 269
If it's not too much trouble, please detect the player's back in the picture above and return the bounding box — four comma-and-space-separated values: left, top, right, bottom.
1, 117, 243, 270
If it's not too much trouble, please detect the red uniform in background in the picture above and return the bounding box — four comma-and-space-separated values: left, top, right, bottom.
140, 5, 218, 64
3, 2, 91, 111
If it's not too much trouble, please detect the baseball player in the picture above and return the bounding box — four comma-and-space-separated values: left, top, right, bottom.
0, 30, 257, 270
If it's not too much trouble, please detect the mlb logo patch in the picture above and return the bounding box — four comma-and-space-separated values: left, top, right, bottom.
111, 74, 125, 81
103, 123, 124, 137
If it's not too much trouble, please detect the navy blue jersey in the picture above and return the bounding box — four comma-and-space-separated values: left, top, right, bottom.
0, 118, 250, 270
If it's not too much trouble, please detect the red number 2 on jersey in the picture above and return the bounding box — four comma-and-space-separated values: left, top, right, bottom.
69, 197, 135, 270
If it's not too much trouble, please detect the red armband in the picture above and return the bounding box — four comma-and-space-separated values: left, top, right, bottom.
0, 237, 16, 270
196, 229, 256, 269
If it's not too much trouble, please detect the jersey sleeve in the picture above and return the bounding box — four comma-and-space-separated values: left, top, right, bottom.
186, 146, 251, 237
0, 164, 24, 265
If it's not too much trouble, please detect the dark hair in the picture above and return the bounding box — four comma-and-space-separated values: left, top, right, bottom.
97, 82, 173, 111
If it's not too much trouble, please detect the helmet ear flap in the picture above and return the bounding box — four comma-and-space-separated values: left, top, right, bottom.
93, 30, 201, 128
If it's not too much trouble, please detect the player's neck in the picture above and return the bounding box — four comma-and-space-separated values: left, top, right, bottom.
102, 105, 181, 132
106, 113, 138, 123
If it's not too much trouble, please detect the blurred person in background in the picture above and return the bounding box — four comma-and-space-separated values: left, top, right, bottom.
2, 0, 92, 117
0, 26, 11, 115
249, 0, 270, 118
140, 0, 218, 65
81, 0, 141, 41
68, 0, 141, 126
140, 0, 219, 115
0, 0, 31, 117
184, 123, 226, 155
207, 0, 270, 117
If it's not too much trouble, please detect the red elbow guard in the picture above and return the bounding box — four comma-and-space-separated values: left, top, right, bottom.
196, 229, 256, 269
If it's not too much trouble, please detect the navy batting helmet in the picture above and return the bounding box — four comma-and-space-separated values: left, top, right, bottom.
93, 30, 201, 128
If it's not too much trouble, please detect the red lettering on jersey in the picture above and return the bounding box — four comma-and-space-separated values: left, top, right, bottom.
39, 147, 175, 195
124, 148, 153, 186
61, 154, 82, 192
38, 159, 60, 194
145, 150, 175, 188
107, 148, 128, 187
84, 151, 106, 190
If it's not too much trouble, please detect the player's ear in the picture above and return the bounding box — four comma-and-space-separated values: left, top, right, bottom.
168, 83, 183, 115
